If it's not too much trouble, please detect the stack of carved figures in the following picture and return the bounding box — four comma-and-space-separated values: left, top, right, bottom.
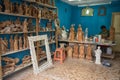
2, 57, 19, 75
0, 34, 29, 54
35, 0, 55, 6
22, 55, 31, 65
0, 18, 34, 33
41, 7, 56, 20
66, 24, 92, 60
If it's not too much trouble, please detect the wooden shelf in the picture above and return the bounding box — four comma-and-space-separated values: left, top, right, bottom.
2, 41, 55, 56
24, 0, 57, 9
0, 31, 36, 34
2, 48, 29, 56
3, 53, 54, 77
0, 12, 35, 18
0, 30, 55, 34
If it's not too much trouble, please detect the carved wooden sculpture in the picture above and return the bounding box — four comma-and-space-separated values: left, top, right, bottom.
19, 36, 23, 50
14, 35, 18, 51
66, 46, 73, 58
73, 44, 79, 58
23, 19, 28, 33
0, 5, 2, 12
79, 44, 85, 58
10, 36, 14, 51
4, 0, 10, 13
77, 26, 83, 42
23, 34, 28, 49
86, 45, 92, 60
69, 25, 75, 41
22, 55, 31, 64
109, 26, 115, 41
19, 4, 23, 15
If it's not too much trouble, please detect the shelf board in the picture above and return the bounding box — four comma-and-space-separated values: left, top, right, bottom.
0, 30, 55, 34
0, 12, 35, 18
0, 31, 36, 34
2, 41, 55, 56
2, 48, 29, 56
3, 53, 54, 77
24, 0, 57, 9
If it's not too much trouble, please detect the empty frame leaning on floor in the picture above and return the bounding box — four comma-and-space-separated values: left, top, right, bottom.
28, 35, 53, 74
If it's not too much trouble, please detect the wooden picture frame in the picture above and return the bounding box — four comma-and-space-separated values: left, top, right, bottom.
98, 6, 106, 16
28, 35, 53, 74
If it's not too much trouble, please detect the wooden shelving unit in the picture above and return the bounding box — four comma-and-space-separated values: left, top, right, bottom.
0, 0, 57, 79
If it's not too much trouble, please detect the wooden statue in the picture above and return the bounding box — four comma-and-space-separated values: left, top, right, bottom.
14, 3, 19, 13
25, 5, 29, 16
4, 38, 8, 53
109, 26, 115, 41
19, 36, 23, 50
9, 36, 14, 51
0, 38, 8, 54
4, 0, 10, 13
23, 19, 28, 33
14, 35, 18, 51
19, 4, 23, 15
0, 5, 2, 12
66, 46, 73, 58
69, 25, 75, 41
86, 45, 92, 60
73, 44, 79, 58
15, 17, 21, 25
79, 44, 85, 58
23, 34, 28, 49
10, 2, 13, 13
77, 25, 83, 42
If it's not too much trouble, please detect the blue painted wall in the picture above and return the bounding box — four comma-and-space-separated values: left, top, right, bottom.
71, 1, 120, 36
55, 0, 72, 30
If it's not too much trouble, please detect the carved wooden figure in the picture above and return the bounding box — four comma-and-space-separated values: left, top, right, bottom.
69, 25, 75, 41
86, 45, 92, 60
4, 0, 10, 13
79, 44, 85, 58
19, 36, 23, 50
73, 44, 79, 58
10, 36, 14, 51
77, 26, 83, 42
23, 19, 28, 33
19, 4, 23, 15
109, 26, 115, 41
14, 35, 18, 51
0, 5, 2, 12
66, 46, 73, 58
23, 35, 28, 49
4, 38, 8, 53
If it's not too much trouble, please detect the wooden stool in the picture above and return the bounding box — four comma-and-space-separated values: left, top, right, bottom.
54, 48, 66, 64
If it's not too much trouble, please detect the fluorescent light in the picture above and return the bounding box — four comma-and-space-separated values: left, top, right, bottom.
78, 1, 111, 7
68, 0, 81, 1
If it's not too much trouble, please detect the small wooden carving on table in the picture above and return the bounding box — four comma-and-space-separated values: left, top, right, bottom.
86, 45, 92, 60
14, 35, 18, 51
66, 46, 73, 58
77, 25, 83, 42
108, 26, 115, 41
73, 44, 79, 58
4, 0, 10, 13
69, 25, 75, 41
79, 44, 85, 58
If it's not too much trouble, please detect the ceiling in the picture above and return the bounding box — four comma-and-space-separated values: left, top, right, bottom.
61, 0, 118, 7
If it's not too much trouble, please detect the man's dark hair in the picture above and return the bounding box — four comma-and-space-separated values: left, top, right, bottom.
101, 25, 106, 29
